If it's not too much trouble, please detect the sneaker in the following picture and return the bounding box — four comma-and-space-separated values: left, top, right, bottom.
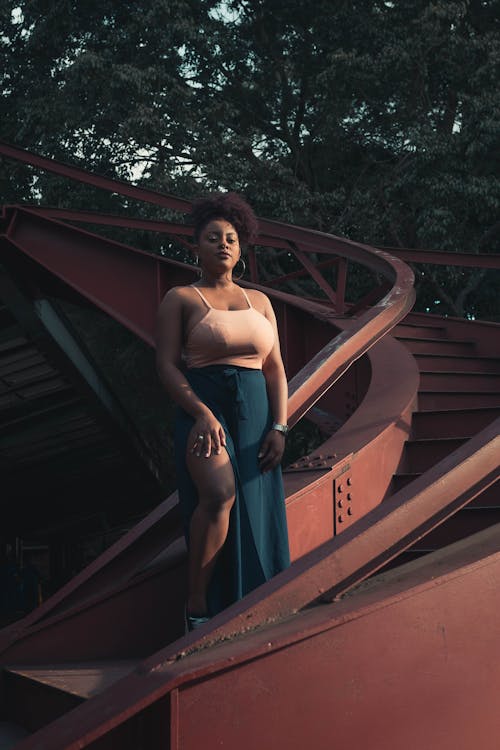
185, 607, 210, 632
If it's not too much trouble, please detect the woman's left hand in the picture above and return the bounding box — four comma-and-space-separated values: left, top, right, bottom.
258, 429, 285, 473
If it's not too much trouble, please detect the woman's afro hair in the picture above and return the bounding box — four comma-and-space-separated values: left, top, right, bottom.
189, 192, 259, 245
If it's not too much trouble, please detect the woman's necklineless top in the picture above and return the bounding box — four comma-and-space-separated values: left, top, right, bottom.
183, 285, 275, 370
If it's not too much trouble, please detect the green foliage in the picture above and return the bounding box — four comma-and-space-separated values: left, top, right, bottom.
1, 0, 498, 316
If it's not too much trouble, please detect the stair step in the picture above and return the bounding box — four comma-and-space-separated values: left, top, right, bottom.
6, 660, 137, 699
414, 354, 500, 373
394, 324, 447, 339
4, 661, 137, 733
418, 391, 500, 409
0, 722, 29, 750
396, 337, 476, 355
402, 313, 450, 327
401, 438, 468, 473
391, 475, 499, 508
420, 371, 500, 392
412, 407, 500, 439
383, 505, 500, 571
410, 507, 500, 550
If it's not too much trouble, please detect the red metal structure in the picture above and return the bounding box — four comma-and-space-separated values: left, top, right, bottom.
0, 142, 499, 749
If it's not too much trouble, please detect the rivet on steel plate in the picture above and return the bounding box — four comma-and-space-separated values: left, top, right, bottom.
347, 507, 353, 516
347, 493, 351, 501
347, 477, 352, 486
338, 515, 343, 523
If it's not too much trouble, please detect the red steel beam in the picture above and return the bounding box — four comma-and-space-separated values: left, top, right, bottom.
0, 142, 409, 278
289, 242, 338, 307
0, 330, 419, 662
2, 142, 499, 749
346, 280, 393, 316
170, 526, 500, 750
2, 206, 415, 428
16, 206, 500, 270
13, 382, 488, 675
5, 206, 290, 251
3, 208, 167, 346
286, 281, 414, 425
170, 415, 500, 652
376, 245, 500, 269
5, 206, 195, 236
335, 257, 348, 315
2, 141, 497, 271
3, 205, 399, 322
263, 256, 340, 286
0, 142, 191, 214
11, 512, 500, 750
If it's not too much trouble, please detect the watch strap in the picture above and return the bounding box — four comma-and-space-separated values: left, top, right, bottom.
271, 422, 289, 435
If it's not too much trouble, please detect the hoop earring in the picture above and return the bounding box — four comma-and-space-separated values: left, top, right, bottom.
233, 257, 246, 281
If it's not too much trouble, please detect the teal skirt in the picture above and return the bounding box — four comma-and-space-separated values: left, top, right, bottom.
174, 365, 290, 616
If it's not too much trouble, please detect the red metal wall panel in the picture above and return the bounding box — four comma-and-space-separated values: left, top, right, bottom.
174, 529, 500, 750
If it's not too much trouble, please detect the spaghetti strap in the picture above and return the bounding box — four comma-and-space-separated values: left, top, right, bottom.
191, 286, 212, 309
240, 287, 252, 309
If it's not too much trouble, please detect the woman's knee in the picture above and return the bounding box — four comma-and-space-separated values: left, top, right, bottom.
198, 486, 235, 519
187, 452, 236, 517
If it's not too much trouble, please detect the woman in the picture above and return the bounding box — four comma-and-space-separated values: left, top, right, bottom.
155, 192, 290, 631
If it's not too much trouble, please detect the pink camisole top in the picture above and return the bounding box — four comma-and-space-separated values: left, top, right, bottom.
183, 286, 275, 370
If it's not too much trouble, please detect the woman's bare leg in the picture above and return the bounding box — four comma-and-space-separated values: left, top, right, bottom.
185, 449, 235, 615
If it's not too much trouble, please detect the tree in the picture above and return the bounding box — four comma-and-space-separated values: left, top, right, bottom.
192, 0, 500, 317
1, 0, 499, 317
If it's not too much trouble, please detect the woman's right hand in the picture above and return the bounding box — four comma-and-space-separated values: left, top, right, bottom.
189, 412, 227, 458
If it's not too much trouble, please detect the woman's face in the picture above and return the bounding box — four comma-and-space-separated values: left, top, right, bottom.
196, 219, 240, 275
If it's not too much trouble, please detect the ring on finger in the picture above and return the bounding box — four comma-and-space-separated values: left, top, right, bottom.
197, 434, 204, 441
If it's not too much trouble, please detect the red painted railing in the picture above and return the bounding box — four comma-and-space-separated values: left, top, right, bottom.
1, 141, 499, 750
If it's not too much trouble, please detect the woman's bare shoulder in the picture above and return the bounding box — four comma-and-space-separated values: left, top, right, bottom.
246, 287, 269, 304
246, 288, 273, 313
157, 287, 195, 322
166, 285, 195, 298
160, 285, 195, 305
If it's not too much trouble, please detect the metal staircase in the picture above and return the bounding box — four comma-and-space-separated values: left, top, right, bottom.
391, 312, 499, 561
0, 142, 498, 750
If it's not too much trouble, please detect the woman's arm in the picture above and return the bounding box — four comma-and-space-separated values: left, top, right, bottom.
259, 294, 288, 472
155, 288, 226, 456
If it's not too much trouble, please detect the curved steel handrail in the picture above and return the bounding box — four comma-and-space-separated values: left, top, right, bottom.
0, 143, 415, 639
0, 137, 415, 424
1, 142, 500, 750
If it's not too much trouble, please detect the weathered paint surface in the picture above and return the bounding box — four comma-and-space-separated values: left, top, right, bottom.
174, 526, 500, 750
0, 141, 499, 750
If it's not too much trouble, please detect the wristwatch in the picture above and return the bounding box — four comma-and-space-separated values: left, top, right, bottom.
271, 422, 289, 436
